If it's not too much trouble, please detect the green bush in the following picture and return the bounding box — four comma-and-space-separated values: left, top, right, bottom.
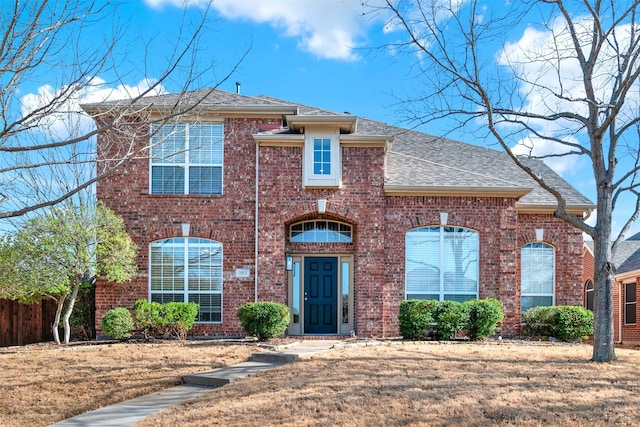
432, 300, 467, 340
100, 307, 134, 341
163, 301, 199, 340
133, 299, 198, 340
133, 299, 166, 339
398, 300, 436, 340
399, 298, 504, 341
464, 298, 504, 341
237, 302, 290, 341
522, 305, 593, 341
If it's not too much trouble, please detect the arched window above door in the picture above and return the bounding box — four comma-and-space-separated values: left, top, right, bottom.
290, 220, 352, 243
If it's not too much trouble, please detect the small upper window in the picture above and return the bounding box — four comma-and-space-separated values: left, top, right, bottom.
303, 132, 341, 188
290, 220, 352, 243
150, 123, 223, 195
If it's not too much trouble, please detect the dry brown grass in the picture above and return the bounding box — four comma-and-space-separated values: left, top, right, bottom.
0, 340, 259, 427
137, 342, 640, 427
2, 341, 639, 427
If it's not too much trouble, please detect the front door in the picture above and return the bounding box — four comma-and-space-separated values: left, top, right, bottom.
304, 257, 338, 334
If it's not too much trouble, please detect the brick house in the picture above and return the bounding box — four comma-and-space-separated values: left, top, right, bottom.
584, 235, 640, 343
82, 89, 594, 338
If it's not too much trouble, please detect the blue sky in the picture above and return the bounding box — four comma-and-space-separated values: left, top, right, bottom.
15, 0, 639, 238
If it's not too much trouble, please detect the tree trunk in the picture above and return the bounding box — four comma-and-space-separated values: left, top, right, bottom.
592, 188, 617, 362
62, 279, 81, 344
51, 296, 66, 345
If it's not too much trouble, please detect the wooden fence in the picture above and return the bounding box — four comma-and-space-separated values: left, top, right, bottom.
0, 299, 57, 346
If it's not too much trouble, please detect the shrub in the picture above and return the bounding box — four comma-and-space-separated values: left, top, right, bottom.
133, 299, 198, 340
163, 301, 199, 340
237, 302, 290, 341
133, 299, 166, 339
522, 306, 593, 341
398, 300, 437, 340
432, 300, 467, 340
464, 298, 504, 341
100, 307, 134, 341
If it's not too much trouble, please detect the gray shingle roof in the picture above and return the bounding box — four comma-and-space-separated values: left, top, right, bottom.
83, 88, 594, 212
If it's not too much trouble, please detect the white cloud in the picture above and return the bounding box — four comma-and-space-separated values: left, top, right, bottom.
497, 15, 640, 182
511, 135, 580, 176
145, 0, 382, 61
20, 78, 166, 139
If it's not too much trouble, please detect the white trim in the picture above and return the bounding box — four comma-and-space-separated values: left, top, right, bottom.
303, 131, 341, 188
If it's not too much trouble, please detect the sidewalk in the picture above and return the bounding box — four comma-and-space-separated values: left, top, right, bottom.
49, 340, 337, 427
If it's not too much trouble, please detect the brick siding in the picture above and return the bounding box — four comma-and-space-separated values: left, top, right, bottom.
96, 116, 586, 339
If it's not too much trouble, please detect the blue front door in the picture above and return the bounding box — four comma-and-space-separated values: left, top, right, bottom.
304, 257, 338, 334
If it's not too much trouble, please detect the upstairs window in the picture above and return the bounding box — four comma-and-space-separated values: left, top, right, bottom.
405, 226, 479, 302
303, 132, 341, 188
150, 123, 223, 195
521, 242, 555, 312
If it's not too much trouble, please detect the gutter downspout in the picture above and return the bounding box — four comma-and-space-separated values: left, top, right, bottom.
254, 141, 259, 302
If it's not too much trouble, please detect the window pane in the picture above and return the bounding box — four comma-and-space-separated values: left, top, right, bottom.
290, 220, 352, 243
292, 262, 300, 324
522, 296, 553, 313
151, 124, 186, 163
342, 261, 349, 324
442, 228, 478, 294
151, 166, 185, 194
189, 166, 222, 194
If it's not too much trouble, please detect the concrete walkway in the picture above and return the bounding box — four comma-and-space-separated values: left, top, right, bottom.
49, 340, 337, 427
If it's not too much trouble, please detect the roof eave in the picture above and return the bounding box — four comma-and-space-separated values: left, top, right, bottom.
286, 115, 358, 133
384, 185, 531, 198
516, 203, 595, 216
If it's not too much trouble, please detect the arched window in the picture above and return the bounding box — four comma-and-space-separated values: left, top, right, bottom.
290, 220, 352, 243
405, 226, 479, 302
585, 280, 594, 311
521, 242, 555, 312
149, 238, 222, 323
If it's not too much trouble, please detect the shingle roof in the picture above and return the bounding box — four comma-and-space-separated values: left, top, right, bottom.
586, 237, 640, 275
82, 88, 594, 212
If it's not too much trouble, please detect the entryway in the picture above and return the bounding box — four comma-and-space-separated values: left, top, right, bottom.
287, 254, 353, 335
304, 257, 338, 334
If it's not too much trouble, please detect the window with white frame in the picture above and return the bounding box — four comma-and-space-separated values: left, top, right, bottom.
150, 123, 223, 194
303, 132, 341, 187
149, 238, 222, 323
290, 220, 352, 243
625, 283, 636, 324
521, 242, 555, 312
405, 226, 479, 302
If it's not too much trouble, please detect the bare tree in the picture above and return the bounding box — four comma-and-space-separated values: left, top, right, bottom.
0, 1, 244, 221
377, 0, 640, 361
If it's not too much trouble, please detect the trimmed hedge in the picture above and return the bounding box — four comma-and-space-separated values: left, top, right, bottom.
465, 298, 504, 341
398, 298, 505, 341
100, 307, 134, 341
133, 299, 199, 340
522, 305, 593, 341
237, 301, 290, 341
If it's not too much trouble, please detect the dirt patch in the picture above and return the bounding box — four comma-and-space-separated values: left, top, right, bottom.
136, 341, 640, 427
0, 339, 261, 427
